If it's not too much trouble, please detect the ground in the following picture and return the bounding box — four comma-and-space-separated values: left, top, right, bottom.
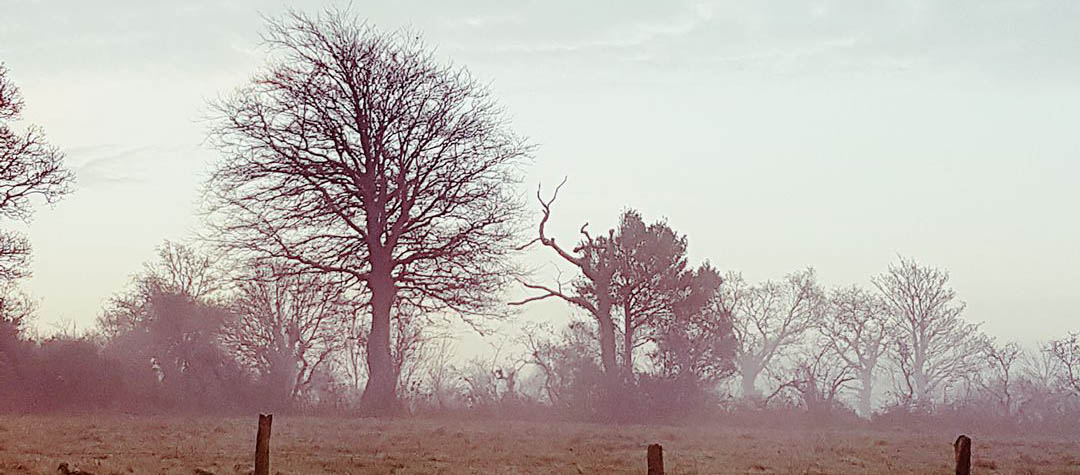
0, 415, 1077, 474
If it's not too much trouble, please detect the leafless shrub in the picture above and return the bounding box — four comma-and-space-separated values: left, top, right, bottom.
220, 261, 352, 408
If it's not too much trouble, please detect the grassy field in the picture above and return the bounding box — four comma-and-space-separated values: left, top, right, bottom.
0, 415, 1078, 474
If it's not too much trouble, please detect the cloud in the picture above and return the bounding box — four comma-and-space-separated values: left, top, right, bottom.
444, 14, 525, 29
0, 0, 266, 75
445, 0, 1080, 82
486, 2, 713, 54
67, 145, 157, 189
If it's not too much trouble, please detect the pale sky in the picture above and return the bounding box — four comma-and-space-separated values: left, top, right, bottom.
1, 0, 1078, 345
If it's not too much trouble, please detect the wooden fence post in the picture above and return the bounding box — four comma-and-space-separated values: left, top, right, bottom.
647, 443, 664, 475
255, 414, 273, 475
954, 434, 971, 475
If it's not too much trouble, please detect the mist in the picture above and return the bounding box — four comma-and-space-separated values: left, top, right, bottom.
2, 2, 1080, 474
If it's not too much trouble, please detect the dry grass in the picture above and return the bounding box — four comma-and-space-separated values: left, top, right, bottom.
0, 415, 1078, 474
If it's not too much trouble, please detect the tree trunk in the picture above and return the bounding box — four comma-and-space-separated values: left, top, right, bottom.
597, 311, 617, 378
740, 362, 761, 400
740, 373, 759, 400
622, 302, 634, 381
360, 254, 397, 415
595, 291, 621, 418
857, 369, 873, 418
913, 350, 929, 406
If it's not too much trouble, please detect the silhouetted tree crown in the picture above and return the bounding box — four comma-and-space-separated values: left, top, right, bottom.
205, 9, 529, 413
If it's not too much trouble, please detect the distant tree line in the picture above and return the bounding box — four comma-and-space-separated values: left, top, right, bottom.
1, 9, 1078, 431
511, 193, 1080, 429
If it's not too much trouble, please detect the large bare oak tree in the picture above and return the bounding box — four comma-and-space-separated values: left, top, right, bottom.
205, 10, 528, 413
820, 285, 891, 417
720, 268, 825, 400
874, 257, 984, 408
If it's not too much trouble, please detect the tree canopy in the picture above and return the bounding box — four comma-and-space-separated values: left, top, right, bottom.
206, 9, 529, 413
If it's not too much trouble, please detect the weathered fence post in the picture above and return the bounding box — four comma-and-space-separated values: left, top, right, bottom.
954, 434, 971, 475
255, 414, 273, 475
647, 443, 664, 475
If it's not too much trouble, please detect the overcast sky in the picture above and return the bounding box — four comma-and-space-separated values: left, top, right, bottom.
1, 0, 1078, 344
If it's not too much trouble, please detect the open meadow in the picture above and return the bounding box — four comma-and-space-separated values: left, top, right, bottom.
0, 415, 1077, 474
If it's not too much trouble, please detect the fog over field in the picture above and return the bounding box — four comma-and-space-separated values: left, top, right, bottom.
3, 0, 1079, 344
1, 1, 1080, 473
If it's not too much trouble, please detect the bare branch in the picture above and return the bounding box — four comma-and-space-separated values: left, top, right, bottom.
0, 64, 73, 281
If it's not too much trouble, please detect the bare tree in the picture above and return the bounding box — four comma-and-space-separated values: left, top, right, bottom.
221, 262, 351, 406
720, 268, 825, 400
99, 241, 223, 339
1047, 332, 1080, 397
768, 345, 855, 414
141, 240, 223, 301
337, 320, 367, 393
554, 208, 690, 379
511, 180, 630, 416
978, 338, 1024, 416
460, 342, 526, 409
406, 337, 458, 410
874, 257, 983, 408
205, 9, 528, 413
820, 285, 891, 417
1015, 342, 1066, 424
510, 180, 622, 408
520, 323, 565, 406
0, 64, 73, 281
97, 242, 245, 411
389, 305, 444, 397
1024, 342, 1062, 390
93, 241, 243, 411
520, 320, 603, 412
